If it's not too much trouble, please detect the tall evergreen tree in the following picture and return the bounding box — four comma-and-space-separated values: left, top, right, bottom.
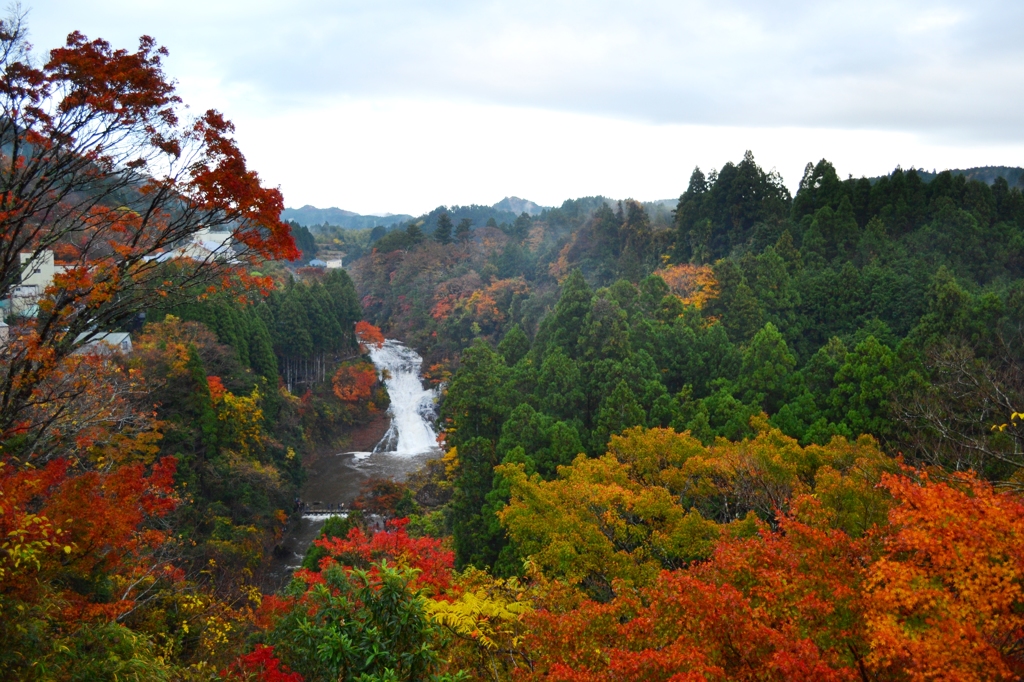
511, 212, 532, 240
536, 269, 593, 360
451, 437, 503, 569
792, 159, 846, 223
455, 217, 473, 243
536, 348, 585, 424
406, 223, 425, 244
434, 212, 453, 244
323, 269, 361, 350
247, 312, 278, 383
737, 323, 798, 414
498, 324, 530, 366
185, 344, 220, 457
441, 339, 510, 448
592, 380, 645, 454
674, 166, 709, 263
277, 288, 314, 387
707, 260, 764, 342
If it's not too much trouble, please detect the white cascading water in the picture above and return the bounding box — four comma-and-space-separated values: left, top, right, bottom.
367, 340, 439, 455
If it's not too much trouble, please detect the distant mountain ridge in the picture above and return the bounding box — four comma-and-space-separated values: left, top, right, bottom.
868, 165, 1024, 187
282, 205, 414, 230
284, 170, 1024, 230
933, 166, 1024, 186
283, 197, 551, 230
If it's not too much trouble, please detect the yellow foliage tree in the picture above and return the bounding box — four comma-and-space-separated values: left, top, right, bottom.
652, 263, 719, 309
498, 422, 895, 598
426, 567, 535, 681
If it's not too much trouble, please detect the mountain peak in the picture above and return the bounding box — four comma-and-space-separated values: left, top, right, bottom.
493, 196, 546, 216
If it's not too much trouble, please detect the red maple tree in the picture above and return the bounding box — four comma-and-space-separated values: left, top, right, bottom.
299, 518, 454, 596
0, 13, 298, 455
221, 644, 303, 682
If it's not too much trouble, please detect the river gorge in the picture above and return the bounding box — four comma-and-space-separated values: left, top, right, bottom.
277, 339, 442, 572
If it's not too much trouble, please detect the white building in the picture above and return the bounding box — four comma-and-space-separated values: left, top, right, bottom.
20, 250, 67, 289
179, 228, 234, 260
318, 250, 346, 269
8, 250, 69, 316
73, 331, 132, 355
149, 227, 236, 263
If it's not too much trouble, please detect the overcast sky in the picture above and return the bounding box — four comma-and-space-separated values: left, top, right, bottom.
29, 0, 1024, 215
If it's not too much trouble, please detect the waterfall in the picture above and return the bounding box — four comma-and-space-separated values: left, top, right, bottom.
367, 340, 439, 455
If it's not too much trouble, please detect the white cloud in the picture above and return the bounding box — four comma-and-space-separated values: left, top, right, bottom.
26, 0, 1024, 212
232, 98, 1024, 215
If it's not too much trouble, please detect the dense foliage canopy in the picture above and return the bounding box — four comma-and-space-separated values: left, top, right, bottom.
5, 12, 1024, 679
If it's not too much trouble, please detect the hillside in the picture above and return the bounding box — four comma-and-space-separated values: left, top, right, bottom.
328, 152, 1024, 677
352, 149, 1024, 534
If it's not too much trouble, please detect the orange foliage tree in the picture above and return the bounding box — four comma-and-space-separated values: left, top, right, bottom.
355, 320, 385, 349
352, 478, 413, 517
519, 512, 871, 681
222, 643, 301, 679
502, 446, 1024, 680
430, 276, 530, 345
4, 345, 159, 464
431, 272, 484, 322
332, 362, 378, 403
864, 471, 1024, 680
222, 644, 303, 682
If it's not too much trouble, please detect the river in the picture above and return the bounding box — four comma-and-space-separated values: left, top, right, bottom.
273, 339, 442, 575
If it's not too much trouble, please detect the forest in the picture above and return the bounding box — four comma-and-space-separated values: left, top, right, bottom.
3, 15, 1024, 682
